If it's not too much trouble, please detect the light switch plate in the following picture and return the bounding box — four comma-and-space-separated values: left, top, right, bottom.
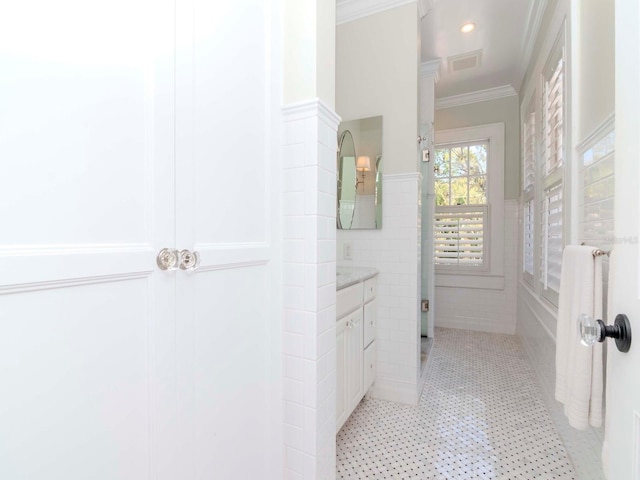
343, 241, 353, 260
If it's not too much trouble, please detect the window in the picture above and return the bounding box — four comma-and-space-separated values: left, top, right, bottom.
434, 142, 488, 270
434, 123, 504, 286
539, 37, 565, 305
541, 183, 563, 302
523, 198, 535, 278
522, 99, 536, 285
543, 55, 564, 176
523, 109, 536, 194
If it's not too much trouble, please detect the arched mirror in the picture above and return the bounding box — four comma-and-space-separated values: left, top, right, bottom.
337, 116, 383, 229
337, 130, 357, 229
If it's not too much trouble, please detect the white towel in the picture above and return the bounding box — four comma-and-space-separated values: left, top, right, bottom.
555, 245, 604, 429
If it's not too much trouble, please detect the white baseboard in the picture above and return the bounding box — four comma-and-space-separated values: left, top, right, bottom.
435, 315, 516, 335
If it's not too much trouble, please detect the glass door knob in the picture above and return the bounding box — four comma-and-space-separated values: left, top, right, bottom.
578, 313, 632, 353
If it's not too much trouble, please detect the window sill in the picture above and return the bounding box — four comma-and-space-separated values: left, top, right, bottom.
435, 273, 505, 290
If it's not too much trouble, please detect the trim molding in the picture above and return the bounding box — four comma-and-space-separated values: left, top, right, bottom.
417, 0, 436, 18
435, 85, 517, 110
421, 59, 441, 83
282, 98, 341, 131
514, 0, 549, 91
384, 172, 422, 183
337, 0, 416, 25
576, 113, 615, 153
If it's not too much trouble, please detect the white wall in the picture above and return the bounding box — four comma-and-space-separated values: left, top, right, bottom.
575, 0, 615, 141
283, 0, 336, 108
336, 4, 420, 175
335, 4, 422, 405
337, 174, 422, 405
432, 99, 520, 335
281, 1, 338, 478
435, 200, 519, 334
282, 101, 340, 480
516, 0, 614, 477
435, 96, 521, 200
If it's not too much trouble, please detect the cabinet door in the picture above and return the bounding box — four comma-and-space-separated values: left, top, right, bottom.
347, 310, 364, 412
364, 341, 377, 393
363, 298, 377, 348
336, 317, 348, 432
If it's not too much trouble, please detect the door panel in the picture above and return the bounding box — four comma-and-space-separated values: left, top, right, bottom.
608, 1, 640, 477
0, 1, 176, 478
192, 267, 270, 478
0, 280, 150, 478
177, 0, 269, 247
0, 0, 173, 247
174, 0, 277, 477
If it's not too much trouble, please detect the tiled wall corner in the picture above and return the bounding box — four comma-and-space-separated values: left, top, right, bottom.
282, 99, 340, 480
337, 173, 422, 406
434, 199, 519, 335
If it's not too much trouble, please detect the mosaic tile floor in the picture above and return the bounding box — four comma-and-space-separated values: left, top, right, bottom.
337, 328, 577, 479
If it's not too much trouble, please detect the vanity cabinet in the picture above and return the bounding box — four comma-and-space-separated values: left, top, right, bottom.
336, 272, 377, 433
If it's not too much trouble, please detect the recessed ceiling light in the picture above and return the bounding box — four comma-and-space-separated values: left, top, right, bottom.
460, 22, 476, 33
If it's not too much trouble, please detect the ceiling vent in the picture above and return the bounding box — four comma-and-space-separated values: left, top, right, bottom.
447, 50, 483, 73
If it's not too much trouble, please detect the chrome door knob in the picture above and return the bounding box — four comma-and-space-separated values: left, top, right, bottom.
179, 249, 200, 271
157, 248, 180, 271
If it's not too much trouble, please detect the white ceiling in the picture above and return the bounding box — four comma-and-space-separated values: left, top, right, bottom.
421, 0, 538, 99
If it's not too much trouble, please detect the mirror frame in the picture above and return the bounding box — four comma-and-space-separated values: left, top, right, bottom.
336, 130, 357, 229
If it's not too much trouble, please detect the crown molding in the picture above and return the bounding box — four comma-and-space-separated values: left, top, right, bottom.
421, 59, 441, 83
435, 85, 517, 110
337, 0, 416, 26
514, 0, 548, 91
417, 0, 437, 18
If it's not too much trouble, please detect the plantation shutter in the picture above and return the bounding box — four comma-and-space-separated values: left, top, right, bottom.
523, 198, 535, 278
523, 110, 536, 192
434, 206, 488, 269
544, 56, 564, 176
541, 183, 563, 299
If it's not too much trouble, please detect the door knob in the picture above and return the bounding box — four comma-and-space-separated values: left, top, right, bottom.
578, 313, 632, 353
179, 249, 201, 271
157, 248, 180, 271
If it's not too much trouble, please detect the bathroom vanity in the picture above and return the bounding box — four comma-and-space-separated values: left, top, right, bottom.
336, 267, 378, 433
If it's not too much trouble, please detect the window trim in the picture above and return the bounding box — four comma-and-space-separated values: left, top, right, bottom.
434, 123, 505, 286
538, 26, 567, 307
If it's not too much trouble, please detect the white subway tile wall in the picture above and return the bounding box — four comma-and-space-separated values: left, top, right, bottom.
516, 125, 615, 480
282, 99, 340, 480
579, 128, 615, 318
336, 173, 423, 406
434, 200, 519, 334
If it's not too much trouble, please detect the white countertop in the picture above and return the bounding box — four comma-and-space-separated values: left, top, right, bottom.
336, 266, 378, 290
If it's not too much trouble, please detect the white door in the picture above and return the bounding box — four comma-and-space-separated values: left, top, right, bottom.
606, 1, 640, 477
173, 0, 279, 477
0, 1, 177, 478
0, 1, 280, 478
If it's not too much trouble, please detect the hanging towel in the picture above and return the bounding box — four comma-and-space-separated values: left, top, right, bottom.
555, 245, 604, 429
